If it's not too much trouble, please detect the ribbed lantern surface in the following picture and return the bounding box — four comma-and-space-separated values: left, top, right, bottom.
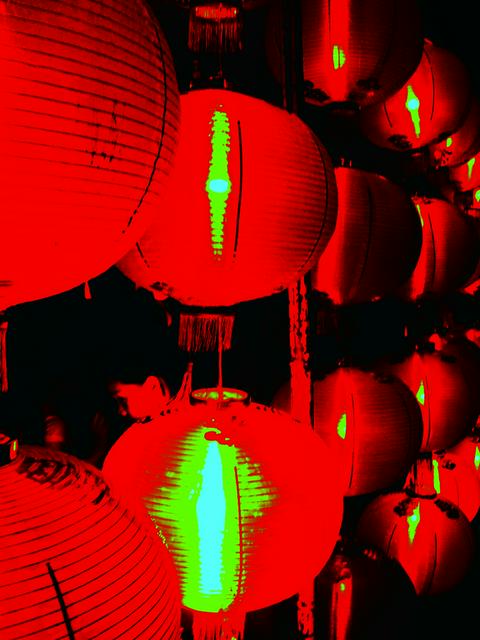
273, 368, 422, 496
399, 197, 479, 299
117, 88, 338, 306
103, 389, 343, 616
311, 168, 422, 304
0, 0, 180, 310
0, 439, 181, 640
359, 40, 472, 151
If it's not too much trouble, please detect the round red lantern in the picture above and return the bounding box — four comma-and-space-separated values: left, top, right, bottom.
382, 349, 478, 451
0, 0, 180, 311
356, 457, 476, 595
398, 197, 479, 300
117, 88, 338, 307
449, 151, 480, 192
431, 450, 480, 521
359, 40, 472, 151
272, 368, 422, 496
449, 425, 480, 482
266, 0, 423, 108
103, 388, 343, 628
429, 98, 480, 169
311, 168, 422, 304
0, 436, 181, 639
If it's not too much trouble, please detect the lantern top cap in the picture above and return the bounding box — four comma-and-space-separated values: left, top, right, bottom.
0, 433, 18, 467
191, 387, 249, 406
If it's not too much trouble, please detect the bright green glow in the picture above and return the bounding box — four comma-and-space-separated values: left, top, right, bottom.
339, 581, 346, 592
405, 85, 421, 138
468, 157, 476, 180
415, 203, 424, 227
432, 459, 441, 494
416, 380, 425, 405
153, 425, 274, 612
193, 389, 247, 402
332, 45, 346, 69
337, 412, 347, 440
206, 110, 232, 256
475, 446, 480, 471
475, 189, 480, 203
446, 137, 453, 148
407, 502, 421, 544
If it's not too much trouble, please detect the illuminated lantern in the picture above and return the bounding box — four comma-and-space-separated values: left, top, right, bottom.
435, 333, 480, 415
449, 425, 480, 481
103, 388, 343, 637
272, 368, 422, 496
382, 349, 478, 451
356, 456, 475, 595
429, 98, 480, 169
359, 40, 472, 152
314, 539, 418, 640
398, 197, 479, 299
462, 212, 480, 293
265, 0, 423, 108
117, 88, 338, 307
431, 450, 480, 521
0, 436, 181, 639
0, 0, 180, 311
311, 168, 422, 304
450, 151, 480, 192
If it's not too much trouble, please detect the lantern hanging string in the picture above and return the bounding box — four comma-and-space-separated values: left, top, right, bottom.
0, 314, 8, 393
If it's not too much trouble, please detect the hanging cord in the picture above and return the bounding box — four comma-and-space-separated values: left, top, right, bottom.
0, 314, 8, 393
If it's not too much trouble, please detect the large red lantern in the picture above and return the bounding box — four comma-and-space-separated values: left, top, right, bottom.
117, 88, 338, 307
266, 0, 423, 108
0, 436, 181, 639
429, 98, 480, 169
359, 40, 472, 152
398, 197, 479, 300
273, 368, 422, 496
356, 457, 475, 595
382, 349, 478, 451
311, 168, 422, 304
0, 0, 180, 311
103, 388, 343, 637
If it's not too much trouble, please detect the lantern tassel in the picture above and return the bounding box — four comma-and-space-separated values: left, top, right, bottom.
0, 317, 8, 393
192, 610, 245, 640
188, 3, 243, 54
178, 312, 234, 352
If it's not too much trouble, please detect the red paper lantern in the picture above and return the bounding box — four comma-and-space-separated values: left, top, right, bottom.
0, 0, 180, 311
449, 151, 480, 192
0, 436, 181, 639
117, 88, 338, 307
382, 350, 478, 451
431, 450, 480, 521
359, 40, 472, 151
266, 0, 423, 108
273, 368, 422, 496
356, 458, 475, 595
103, 388, 343, 625
449, 426, 480, 482
398, 197, 479, 299
429, 98, 480, 169
311, 168, 422, 304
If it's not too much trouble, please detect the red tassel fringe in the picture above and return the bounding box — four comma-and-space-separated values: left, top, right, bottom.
178, 312, 235, 352
188, 4, 243, 53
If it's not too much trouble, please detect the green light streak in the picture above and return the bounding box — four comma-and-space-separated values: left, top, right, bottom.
468, 157, 476, 180
416, 380, 425, 405
475, 189, 480, 203
405, 85, 421, 138
475, 446, 480, 471
332, 45, 346, 69
205, 110, 232, 257
337, 413, 347, 440
407, 502, 421, 544
446, 137, 453, 148
415, 203, 424, 227
193, 389, 246, 402
432, 459, 441, 494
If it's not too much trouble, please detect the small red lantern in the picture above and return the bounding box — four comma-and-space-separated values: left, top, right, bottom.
449, 151, 480, 192
266, 0, 423, 108
429, 98, 480, 169
431, 450, 480, 521
382, 349, 478, 451
359, 40, 472, 151
0, 0, 180, 311
449, 425, 480, 482
398, 197, 479, 300
311, 168, 422, 304
103, 388, 343, 637
273, 368, 422, 496
117, 88, 337, 307
0, 436, 181, 639
356, 456, 475, 595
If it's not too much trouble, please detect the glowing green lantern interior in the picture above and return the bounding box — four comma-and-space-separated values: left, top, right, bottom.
405, 85, 421, 138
